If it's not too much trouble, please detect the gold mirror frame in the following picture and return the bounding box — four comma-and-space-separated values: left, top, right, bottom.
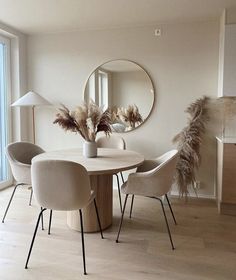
84, 59, 155, 133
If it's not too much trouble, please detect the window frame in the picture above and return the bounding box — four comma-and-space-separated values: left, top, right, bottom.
0, 34, 12, 190
98, 70, 108, 109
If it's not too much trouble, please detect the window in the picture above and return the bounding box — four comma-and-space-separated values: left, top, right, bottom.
84, 69, 109, 110
98, 70, 108, 109
0, 35, 11, 189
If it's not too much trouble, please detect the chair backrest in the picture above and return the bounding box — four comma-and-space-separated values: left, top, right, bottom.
31, 160, 91, 211
147, 150, 179, 196
96, 135, 126, 150
6, 142, 45, 184
128, 149, 178, 197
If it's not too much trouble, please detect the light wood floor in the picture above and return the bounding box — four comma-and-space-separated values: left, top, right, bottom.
0, 186, 236, 280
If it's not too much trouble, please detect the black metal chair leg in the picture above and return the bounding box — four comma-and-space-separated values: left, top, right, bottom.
2, 183, 23, 223
40, 207, 44, 230
29, 188, 33, 206
79, 210, 87, 275
129, 195, 135, 219
116, 194, 129, 243
120, 172, 125, 184
157, 198, 175, 250
93, 199, 104, 239
25, 208, 46, 269
115, 174, 122, 213
165, 194, 177, 225
48, 210, 53, 235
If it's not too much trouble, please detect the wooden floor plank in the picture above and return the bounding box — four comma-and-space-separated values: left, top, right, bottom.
0, 186, 236, 279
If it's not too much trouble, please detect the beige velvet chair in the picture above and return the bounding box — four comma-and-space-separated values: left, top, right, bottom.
116, 149, 178, 250
25, 160, 103, 275
96, 135, 126, 212
2, 142, 44, 223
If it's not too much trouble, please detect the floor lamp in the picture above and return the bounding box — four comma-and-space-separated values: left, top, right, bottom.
11, 91, 51, 144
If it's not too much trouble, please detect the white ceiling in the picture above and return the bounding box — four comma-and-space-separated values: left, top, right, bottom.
0, 0, 236, 35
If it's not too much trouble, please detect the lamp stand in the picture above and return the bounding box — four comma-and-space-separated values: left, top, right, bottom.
32, 106, 36, 144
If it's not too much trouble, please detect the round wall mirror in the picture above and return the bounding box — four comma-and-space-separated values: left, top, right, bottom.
84, 59, 154, 132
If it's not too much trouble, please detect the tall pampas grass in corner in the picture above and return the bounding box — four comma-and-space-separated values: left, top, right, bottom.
173, 96, 210, 196
173, 95, 236, 197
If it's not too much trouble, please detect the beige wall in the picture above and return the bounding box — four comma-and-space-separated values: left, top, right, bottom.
226, 7, 236, 24
27, 20, 219, 198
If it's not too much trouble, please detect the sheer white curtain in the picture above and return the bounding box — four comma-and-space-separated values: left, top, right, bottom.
0, 35, 11, 189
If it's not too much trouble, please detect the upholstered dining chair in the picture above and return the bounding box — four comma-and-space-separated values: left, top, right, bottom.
25, 160, 103, 275
2, 142, 44, 223
96, 135, 126, 212
116, 149, 178, 250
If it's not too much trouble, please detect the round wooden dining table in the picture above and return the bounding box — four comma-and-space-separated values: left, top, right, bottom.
33, 148, 144, 232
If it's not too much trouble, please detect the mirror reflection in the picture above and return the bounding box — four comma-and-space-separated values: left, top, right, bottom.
84, 60, 154, 132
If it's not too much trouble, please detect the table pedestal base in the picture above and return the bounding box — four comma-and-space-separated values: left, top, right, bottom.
67, 174, 113, 232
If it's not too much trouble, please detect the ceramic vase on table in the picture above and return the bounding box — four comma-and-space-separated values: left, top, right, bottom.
83, 141, 97, 158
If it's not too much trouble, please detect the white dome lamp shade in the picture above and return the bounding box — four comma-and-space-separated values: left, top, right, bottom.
11, 91, 51, 144
11, 91, 51, 107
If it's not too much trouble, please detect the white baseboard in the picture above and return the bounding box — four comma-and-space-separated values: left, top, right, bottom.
170, 190, 216, 200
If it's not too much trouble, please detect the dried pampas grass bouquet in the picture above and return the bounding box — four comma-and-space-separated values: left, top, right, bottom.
173, 96, 210, 197
53, 100, 112, 142
117, 104, 143, 129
